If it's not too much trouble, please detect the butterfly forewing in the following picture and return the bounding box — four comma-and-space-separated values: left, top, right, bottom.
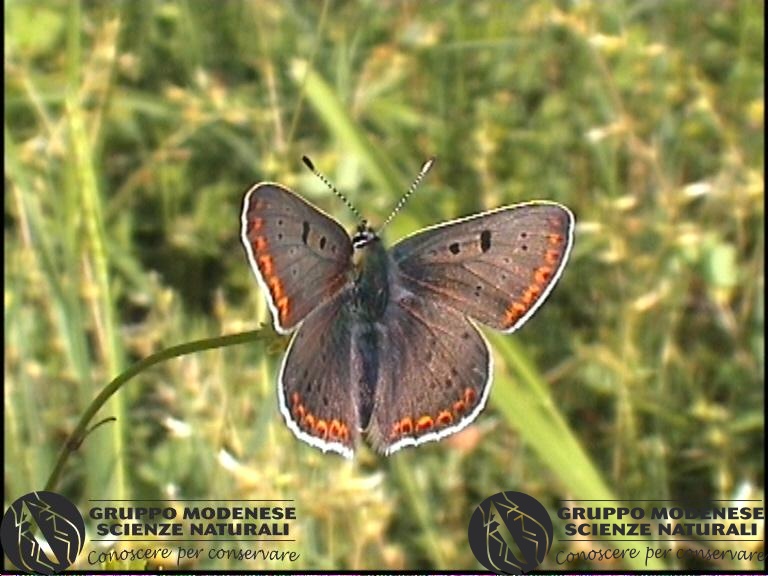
391, 203, 574, 333
364, 292, 491, 455
241, 184, 354, 332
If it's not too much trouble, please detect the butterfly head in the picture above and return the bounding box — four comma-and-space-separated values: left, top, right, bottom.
351, 221, 378, 250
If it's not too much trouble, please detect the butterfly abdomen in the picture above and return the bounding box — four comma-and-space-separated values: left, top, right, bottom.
352, 323, 379, 428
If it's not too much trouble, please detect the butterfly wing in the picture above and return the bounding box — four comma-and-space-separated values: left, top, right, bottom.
391, 202, 574, 332
363, 291, 491, 455
241, 183, 354, 333
278, 291, 359, 458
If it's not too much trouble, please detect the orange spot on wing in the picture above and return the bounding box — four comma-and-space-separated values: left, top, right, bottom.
250, 217, 263, 231
258, 254, 274, 276
504, 301, 528, 326
545, 249, 561, 265
276, 296, 290, 322
253, 236, 267, 252
416, 415, 434, 432
436, 410, 453, 427
400, 418, 413, 435
464, 387, 477, 407
303, 413, 315, 430
534, 266, 553, 285
548, 233, 564, 246
328, 419, 341, 440
290, 393, 305, 420
453, 400, 467, 414
521, 285, 541, 305
314, 419, 328, 439
267, 275, 282, 296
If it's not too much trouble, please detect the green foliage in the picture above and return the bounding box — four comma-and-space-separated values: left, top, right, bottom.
5, 0, 763, 571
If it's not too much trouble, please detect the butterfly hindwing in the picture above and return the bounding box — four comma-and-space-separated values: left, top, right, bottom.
279, 292, 359, 458
241, 184, 353, 333
391, 202, 574, 332
363, 291, 491, 455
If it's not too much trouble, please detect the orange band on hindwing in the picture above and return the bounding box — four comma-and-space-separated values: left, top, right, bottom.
388, 386, 481, 441
289, 392, 352, 447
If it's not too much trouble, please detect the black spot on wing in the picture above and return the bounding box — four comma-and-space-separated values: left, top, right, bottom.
480, 230, 491, 252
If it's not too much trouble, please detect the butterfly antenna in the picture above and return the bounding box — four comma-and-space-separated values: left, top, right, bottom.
378, 157, 435, 234
302, 156, 366, 227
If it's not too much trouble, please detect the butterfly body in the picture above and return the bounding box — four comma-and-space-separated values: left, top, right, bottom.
241, 180, 574, 458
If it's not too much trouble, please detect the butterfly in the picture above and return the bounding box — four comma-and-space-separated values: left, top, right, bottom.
240, 159, 574, 458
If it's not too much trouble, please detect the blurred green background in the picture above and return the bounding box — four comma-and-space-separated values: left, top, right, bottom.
4, 0, 764, 571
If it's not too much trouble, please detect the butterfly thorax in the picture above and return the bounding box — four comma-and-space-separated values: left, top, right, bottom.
350, 232, 390, 322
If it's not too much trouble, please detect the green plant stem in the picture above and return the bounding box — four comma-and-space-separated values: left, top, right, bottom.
44, 329, 268, 492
